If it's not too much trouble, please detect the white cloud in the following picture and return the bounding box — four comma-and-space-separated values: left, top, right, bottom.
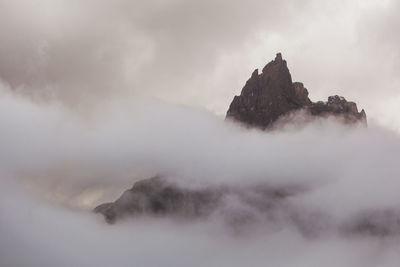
0, 90, 400, 266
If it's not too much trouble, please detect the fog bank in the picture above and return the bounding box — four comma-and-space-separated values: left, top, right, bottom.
1, 91, 400, 266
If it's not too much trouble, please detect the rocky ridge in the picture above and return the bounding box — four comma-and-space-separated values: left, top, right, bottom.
94, 176, 400, 237
94, 176, 223, 224
226, 53, 366, 129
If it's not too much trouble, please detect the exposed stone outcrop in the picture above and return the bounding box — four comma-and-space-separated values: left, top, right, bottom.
94, 175, 300, 225
309, 95, 366, 124
226, 53, 366, 129
94, 176, 223, 223
95, 176, 400, 238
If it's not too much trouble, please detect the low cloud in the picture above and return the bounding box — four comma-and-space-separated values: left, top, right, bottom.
0, 90, 400, 266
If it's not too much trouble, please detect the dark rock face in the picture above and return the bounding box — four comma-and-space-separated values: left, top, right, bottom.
94, 176, 224, 223
309, 95, 367, 124
226, 53, 366, 129
95, 176, 400, 238
94, 176, 302, 225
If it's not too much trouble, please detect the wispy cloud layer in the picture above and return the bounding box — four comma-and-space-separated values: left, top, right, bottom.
0, 89, 400, 266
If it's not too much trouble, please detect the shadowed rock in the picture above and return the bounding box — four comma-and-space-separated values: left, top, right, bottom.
94, 176, 224, 223
95, 177, 400, 238
226, 53, 367, 129
94, 176, 303, 225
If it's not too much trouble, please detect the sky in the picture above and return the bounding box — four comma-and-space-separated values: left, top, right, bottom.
1, 1, 400, 266
0, 0, 399, 131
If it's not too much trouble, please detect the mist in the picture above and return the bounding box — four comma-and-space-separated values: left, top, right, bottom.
1, 0, 400, 265
1, 87, 400, 266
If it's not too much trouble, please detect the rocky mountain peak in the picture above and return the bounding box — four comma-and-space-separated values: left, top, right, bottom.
226, 53, 367, 128
275, 52, 283, 62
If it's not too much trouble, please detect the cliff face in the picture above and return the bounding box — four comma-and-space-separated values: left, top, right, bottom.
226, 53, 366, 129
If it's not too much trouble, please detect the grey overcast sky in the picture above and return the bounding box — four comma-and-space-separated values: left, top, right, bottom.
0, 0, 399, 131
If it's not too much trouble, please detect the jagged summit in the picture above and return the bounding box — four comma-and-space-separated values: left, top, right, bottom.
226, 53, 366, 129
261, 52, 286, 74
275, 52, 283, 61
